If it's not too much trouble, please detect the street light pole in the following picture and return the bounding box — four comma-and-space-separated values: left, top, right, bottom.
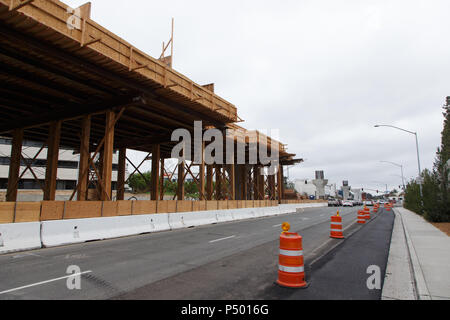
375, 125, 423, 197
380, 160, 406, 190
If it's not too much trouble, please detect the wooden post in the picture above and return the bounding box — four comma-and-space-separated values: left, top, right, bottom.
229, 164, 236, 200
242, 165, 248, 200
253, 165, 259, 200
6, 129, 23, 202
206, 165, 213, 200
215, 165, 222, 200
77, 115, 91, 201
277, 164, 283, 203
44, 121, 61, 201
269, 174, 277, 200
199, 141, 205, 200
151, 144, 160, 200
280, 165, 285, 202
101, 111, 115, 201
177, 159, 185, 200
160, 157, 165, 200
117, 147, 126, 201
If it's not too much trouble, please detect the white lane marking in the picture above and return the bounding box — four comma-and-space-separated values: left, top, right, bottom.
209, 235, 236, 244
273, 224, 282, 228
0, 270, 92, 295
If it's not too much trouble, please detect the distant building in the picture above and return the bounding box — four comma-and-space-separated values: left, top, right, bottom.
0, 137, 122, 192
294, 179, 317, 198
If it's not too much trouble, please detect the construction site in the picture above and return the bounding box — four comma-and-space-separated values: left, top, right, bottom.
1, 0, 447, 305
0, 0, 312, 223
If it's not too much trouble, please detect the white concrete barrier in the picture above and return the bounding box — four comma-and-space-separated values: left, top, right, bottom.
168, 211, 218, 230
41, 214, 171, 247
0, 222, 42, 254
262, 206, 280, 217
232, 208, 256, 220
215, 210, 234, 223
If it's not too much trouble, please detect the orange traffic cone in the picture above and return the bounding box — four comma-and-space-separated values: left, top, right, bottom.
277, 223, 307, 288
330, 211, 344, 239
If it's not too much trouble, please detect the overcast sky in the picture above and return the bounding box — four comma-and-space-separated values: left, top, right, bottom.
65, 0, 449, 193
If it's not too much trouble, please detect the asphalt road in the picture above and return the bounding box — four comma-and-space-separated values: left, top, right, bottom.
0, 205, 391, 300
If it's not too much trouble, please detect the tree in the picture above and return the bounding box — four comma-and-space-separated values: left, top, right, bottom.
405, 98, 450, 222
128, 171, 151, 193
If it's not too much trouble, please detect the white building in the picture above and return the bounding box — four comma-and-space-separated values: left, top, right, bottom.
0, 137, 122, 193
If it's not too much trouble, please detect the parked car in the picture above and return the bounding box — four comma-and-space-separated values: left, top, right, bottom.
328, 198, 340, 207
342, 200, 354, 207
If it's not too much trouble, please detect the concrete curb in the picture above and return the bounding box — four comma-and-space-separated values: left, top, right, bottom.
381, 210, 417, 300
392, 208, 431, 300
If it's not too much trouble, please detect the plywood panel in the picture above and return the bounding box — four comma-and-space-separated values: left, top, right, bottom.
102, 201, 118, 217
117, 201, 133, 216
40, 201, 64, 221
245, 200, 254, 208
217, 201, 228, 210
157, 201, 177, 213
64, 201, 102, 219
14, 202, 41, 222
192, 201, 206, 212
133, 201, 157, 215
228, 201, 238, 209
0, 202, 15, 224
206, 201, 218, 211
177, 201, 193, 213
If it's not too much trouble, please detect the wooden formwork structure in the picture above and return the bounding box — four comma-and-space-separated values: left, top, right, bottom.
0, 0, 302, 209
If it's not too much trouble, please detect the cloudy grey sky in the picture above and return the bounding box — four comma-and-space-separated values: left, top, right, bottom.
66, 0, 449, 193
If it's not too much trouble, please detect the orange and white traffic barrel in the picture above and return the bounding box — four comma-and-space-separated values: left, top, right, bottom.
363, 206, 371, 220
357, 210, 366, 224
330, 211, 344, 239
277, 223, 307, 288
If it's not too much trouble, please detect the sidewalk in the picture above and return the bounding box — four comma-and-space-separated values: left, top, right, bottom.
383, 207, 450, 300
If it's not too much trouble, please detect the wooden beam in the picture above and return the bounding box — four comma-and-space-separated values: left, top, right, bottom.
77, 115, 91, 201
9, 0, 34, 12
150, 144, 160, 201
44, 121, 61, 201
6, 129, 23, 202
101, 111, 115, 201
117, 147, 126, 201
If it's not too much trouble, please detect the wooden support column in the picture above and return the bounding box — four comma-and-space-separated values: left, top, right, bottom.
206, 165, 213, 200
199, 142, 205, 200
253, 165, 259, 200
117, 147, 126, 201
151, 144, 160, 201
177, 152, 185, 200
242, 165, 248, 200
44, 121, 61, 201
277, 164, 283, 203
215, 165, 222, 200
229, 164, 236, 200
160, 157, 165, 200
101, 111, 115, 201
259, 167, 265, 200
77, 115, 91, 201
6, 129, 23, 202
